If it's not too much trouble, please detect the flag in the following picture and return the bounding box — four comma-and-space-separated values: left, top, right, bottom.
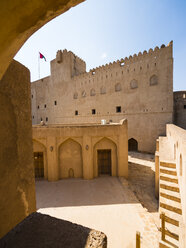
39, 52, 46, 61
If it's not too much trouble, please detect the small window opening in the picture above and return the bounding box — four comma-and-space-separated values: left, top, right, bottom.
140, 66, 142, 70
147, 64, 149, 69
116, 106, 121, 113
92, 109, 96, 115
33, 116, 34, 119
44, 104, 46, 108
184, 105, 186, 109
46, 117, 48, 122
122, 71, 124, 75
127, 69, 129, 73
134, 68, 135, 71
41, 117, 43, 121
54, 101, 57, 105
37, 105, 39, 109
92, 71, 95, 75
75, 110, 78, 115
155, 63, 156, 67
32, 95, 33, 98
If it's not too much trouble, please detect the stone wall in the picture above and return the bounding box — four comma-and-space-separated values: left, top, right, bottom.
174, 91, 186, 130
32, 119, 128, 180
31, 42, 173, 153
0, 60, 36, 238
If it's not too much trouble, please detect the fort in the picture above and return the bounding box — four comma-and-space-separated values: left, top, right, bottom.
31, 42, 173, 153
0, 1, 186, 248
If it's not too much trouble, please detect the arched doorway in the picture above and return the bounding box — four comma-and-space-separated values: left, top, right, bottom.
128, 138, 138, 151
59, 139, 83, 179
93, 137, 117, 177
33, 140, 47, 179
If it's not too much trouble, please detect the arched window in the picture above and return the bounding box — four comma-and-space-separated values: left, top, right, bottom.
90, 88, 96, 96
115, 83, 121, 92
150, 75, 158, 86
128, 138, 138, 151
100, 86, 106, 94
130, 79, 138, 89
180, 154, 182, 176
73, 92, 78, 99
81, 90, 86, 97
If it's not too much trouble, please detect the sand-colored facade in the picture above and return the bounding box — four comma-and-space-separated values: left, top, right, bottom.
32, 119, 128, 181
155, 124, 186, 247
31, 42, 173, 153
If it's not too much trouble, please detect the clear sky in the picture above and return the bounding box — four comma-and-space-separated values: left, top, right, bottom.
15, 0, 186, 91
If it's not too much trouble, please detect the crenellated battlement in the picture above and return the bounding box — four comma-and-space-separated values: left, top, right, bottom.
71, 41, 173, 81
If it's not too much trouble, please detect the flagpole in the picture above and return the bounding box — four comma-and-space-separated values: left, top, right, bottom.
38, 52, 40, 79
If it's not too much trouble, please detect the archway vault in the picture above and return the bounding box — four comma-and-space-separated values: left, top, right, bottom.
0, 0, 85, 79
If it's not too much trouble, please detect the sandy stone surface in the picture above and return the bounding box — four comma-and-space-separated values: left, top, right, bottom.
36, 152, 159, 248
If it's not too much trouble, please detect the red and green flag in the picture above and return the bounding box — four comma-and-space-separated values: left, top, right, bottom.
39, 52, 46, 61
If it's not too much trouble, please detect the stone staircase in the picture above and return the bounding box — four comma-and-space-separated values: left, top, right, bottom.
159, 160, 182, 248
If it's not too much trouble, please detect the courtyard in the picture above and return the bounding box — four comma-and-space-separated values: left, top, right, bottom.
36, 152, 159, 248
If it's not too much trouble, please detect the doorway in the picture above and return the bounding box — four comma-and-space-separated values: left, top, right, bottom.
128, 138, 138, 151
34, 152, 44, 178
98, 149, 111, 176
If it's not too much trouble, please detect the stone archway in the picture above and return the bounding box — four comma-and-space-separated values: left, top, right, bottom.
128, 138, 138, 151
0, 0, 85, 80
59, 139, 83, 179
93, 137, 117, 178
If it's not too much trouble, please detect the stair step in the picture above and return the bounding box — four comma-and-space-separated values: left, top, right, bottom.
159, 228, 179, 241
160, 169, 177, 176
160, 214, 179, 227
160, 192, 181, 203
160, 161, 176, 169
160, 184, 179, 193
160, 175, 178, 184
160, 203, 182, 215
160, 188, 180, 200
160, 195, 182, 209
159, 240, 179, 248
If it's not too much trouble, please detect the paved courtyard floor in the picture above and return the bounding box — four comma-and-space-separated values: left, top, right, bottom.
36, 152, 159, 248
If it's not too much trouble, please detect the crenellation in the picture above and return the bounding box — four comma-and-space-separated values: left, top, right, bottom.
32, 42, 173, 153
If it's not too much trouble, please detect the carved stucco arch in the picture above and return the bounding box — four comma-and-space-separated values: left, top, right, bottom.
58, 137, 82, 150
93, 137, 118, 177
58, 138, 83, 179
0, 0, 85, 79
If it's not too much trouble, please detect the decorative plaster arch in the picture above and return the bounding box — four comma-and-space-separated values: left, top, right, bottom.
93, 137, 118, 178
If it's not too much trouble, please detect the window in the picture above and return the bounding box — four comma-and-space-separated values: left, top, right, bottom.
37, 105, 39, 109
33, 116, 34, 119
184, 105, 186, 109
92, 109, 96, 115
92, 71, 95, 75
81, 90, 86, 97
116, 106, 121, 113
73, 92, 78, 99
32, 95, 33, 98
100, 86, 106, 94
90, 89, 96, 96
75, 110, 78, 115
46, 117, 48, 122
150, 75, 158, 86
115, 83, 121, 92
41, 117, 43, 121
54, 101, 57, 105
44, 104, 46, 108
130, 79, 138, 89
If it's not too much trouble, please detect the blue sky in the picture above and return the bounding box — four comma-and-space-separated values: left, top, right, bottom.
15, 0, 186, 91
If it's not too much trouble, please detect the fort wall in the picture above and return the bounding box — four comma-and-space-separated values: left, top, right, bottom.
174, 91, 186, 130
31, 42, 173, 153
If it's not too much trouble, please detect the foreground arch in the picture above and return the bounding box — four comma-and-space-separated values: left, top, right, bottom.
0, 0, 84, 79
